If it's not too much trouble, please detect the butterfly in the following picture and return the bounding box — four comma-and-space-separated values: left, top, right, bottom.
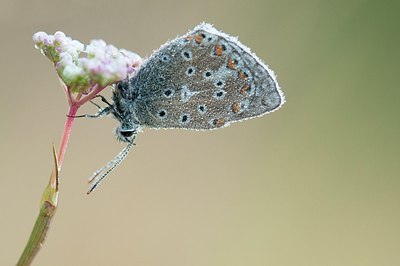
87, 23, 284, 193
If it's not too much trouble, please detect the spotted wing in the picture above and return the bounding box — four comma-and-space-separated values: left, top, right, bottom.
131, 23, 284, 130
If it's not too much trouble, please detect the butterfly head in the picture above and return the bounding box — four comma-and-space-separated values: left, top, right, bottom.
112, 79, 139, 143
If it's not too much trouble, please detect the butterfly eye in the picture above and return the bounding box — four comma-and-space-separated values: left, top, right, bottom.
119, 130, 135, 138
116, 127, 137, 143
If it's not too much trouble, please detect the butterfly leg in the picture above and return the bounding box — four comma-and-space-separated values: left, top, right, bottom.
67, 106, 112, 118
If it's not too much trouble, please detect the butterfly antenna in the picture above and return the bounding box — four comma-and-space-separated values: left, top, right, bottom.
87, 142, 134, 194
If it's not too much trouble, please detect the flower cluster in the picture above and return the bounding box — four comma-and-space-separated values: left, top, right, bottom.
33, 31, 142, 93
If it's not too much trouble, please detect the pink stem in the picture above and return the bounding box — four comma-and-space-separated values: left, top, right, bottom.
57, 105, 79, 169
49, 104, 79, 187
58, 85, 108, 163
76, 84, 105, 106
51, 84, 108, 184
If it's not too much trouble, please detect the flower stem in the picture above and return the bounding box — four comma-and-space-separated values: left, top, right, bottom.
57, 105, 79, 168
17, 145, 60, 266
17, 103, 81, 266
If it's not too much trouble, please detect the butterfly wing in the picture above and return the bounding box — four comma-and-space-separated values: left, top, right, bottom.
130, 23, 284, 130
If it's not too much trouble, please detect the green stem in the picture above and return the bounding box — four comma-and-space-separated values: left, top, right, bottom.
17, 202, 57, 266
17, 145, 59, 266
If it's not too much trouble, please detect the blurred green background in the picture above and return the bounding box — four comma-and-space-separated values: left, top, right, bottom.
1, 0, 399, 265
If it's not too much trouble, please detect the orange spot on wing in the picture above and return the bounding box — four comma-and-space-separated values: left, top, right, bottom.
239, 84, 250, 95
238, 70, 247, 80
195, 34, 204, 44
213, 118, 225, 127
214, 44, 223, 56
232, 102, 240, 113
227, 58, 236, 70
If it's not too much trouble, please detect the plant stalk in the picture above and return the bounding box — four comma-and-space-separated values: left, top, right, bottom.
17, 145, 60, 266
17, 86, 107, 265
